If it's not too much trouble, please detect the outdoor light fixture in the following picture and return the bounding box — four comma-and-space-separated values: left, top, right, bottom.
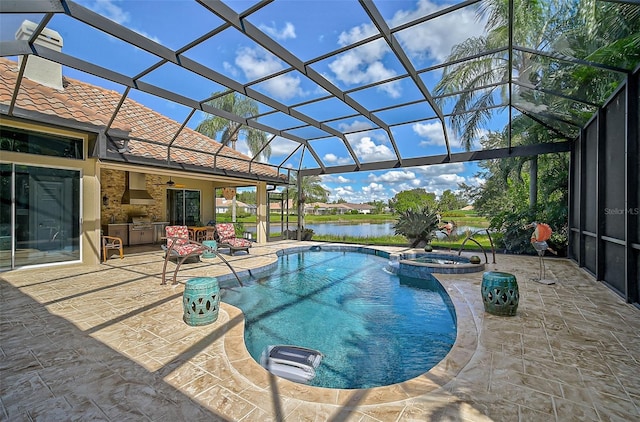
102, 194, 109, 206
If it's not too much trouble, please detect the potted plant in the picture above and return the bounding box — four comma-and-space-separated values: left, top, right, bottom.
393, 206, 440, 249
301, 228, 314, 241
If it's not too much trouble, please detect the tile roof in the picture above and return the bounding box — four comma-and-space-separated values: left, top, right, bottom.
0, 58, 282, 180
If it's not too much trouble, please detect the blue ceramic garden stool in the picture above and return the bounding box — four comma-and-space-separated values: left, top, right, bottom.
481, 271, 519, 316
183, 277, 220, 326
202, 240, 217, 259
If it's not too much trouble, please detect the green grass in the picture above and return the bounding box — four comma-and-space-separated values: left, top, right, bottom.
312, 233, 496, 252
232, 212, 489, 228
304, 212, 490, 228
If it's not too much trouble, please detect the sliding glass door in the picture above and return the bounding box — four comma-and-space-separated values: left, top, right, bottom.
167, 188, 201, 226
0, 164, 11, 270
0, 164, 81, 270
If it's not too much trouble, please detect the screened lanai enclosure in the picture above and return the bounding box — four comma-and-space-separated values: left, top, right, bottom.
0, 1, 638, 302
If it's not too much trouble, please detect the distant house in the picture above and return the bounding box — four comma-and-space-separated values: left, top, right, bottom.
347, 203, 375, 214
304, 203, 347, 215
269, 199, 296, 214
216, 198, 256, 215
303, 202, 375, 215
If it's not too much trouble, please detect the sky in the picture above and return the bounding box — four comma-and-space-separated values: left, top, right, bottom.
1, 0, 512, 204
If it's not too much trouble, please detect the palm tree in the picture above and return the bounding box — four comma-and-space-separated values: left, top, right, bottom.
435, 0, 637, 182
284, 173, 328, 239
434, 0, 599, 212
196, 92, 271, 160
434, 0, 569, 150
287, 174, 328, 209
196, 92, 271, 221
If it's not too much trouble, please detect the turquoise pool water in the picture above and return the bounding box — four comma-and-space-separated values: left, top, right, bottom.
221, 249, 457, 389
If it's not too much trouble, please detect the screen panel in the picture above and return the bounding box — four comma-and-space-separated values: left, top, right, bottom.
603, 91, 626, 241
583, 120, 598, 234
584, 236, 596, 275
603, 242, 626, 294
570, 134, 581, 229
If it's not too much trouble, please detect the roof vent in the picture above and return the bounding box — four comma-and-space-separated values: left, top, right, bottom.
15, 20, 64, 90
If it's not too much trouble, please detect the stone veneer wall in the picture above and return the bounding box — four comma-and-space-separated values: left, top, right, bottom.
100, 169, 166, 224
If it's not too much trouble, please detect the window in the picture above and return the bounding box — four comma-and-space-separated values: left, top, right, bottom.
1, 126, 83, 159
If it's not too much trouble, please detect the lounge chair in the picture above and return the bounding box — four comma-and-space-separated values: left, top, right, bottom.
161, 225, 208, 285
214, 223, 251, 255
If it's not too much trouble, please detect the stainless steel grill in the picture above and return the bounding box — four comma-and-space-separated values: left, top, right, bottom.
130, 217, 152, 231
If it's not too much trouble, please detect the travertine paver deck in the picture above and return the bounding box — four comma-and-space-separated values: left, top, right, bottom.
1, 241, 639, 421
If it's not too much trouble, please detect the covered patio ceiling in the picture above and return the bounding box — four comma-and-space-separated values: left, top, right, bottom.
0, 0, 638, 178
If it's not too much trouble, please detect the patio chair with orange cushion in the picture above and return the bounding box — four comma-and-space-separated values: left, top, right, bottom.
161, 225, 208, 285
214, 223, 251, 255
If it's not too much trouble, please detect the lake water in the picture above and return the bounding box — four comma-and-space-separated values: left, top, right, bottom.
305, 222, 485, 238
250, 222, 486, 238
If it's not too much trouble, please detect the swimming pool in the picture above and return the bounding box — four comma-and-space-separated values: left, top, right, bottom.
221, 248, 457, 389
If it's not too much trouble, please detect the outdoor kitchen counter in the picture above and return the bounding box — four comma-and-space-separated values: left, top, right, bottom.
103, 222, 168, 245
102, 224, 129, 246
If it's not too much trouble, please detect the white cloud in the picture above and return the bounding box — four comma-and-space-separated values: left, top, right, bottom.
332, 185, 355, 199
324, 0, 485, 98
234, 139, 250, 158
414, 163, 466, 176
362, 182, 387, 195
260, 22, 296, 40
86, 0, 129, 25
413, 121, 448, 146
222, 62, 240, 78
405, 163, 468, 196
320, 175, 351, 184
235, 46, 284, 79
391, 0, 487, 63
323, 153, 353, 165
413, 123, 487, 150
350, 136, 396, 161
470, 176, 486, 186
234, 47, 305, 100
338, 119, 375, 133
324, 153, 338, 163
262, 74, 306, 100
329, 25, 402, 97
319, 161, 484, 203
368, 170, 417, 183
268, 137, 298, 157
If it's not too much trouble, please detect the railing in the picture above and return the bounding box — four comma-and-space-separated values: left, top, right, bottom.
161, 238, 243, 287
457, 229, 497, 264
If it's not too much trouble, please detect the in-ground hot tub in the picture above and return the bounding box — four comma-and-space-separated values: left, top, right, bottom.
386, 252, 485, 278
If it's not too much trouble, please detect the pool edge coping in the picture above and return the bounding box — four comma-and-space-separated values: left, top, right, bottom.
221, 243, 480, 406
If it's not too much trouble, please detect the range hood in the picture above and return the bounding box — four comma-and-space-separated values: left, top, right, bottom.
121, 172, 155, 205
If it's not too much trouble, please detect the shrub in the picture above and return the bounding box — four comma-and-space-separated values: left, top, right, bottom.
393, 206, 440, 248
